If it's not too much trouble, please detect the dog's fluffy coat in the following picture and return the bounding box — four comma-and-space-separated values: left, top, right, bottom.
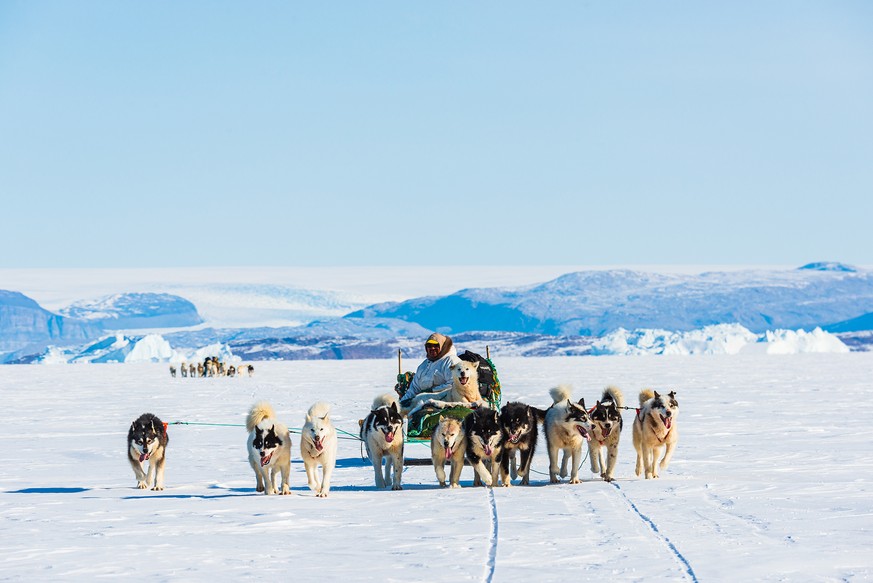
360, 393, 405, 490
127, 413, 168, 490
544, 386, 592, 484
405, 359, 482, 415
246, 401, 292, 495
463, 407, 503, 487
633, 389, 679, 479
301, 402, 338, 497
430, 416, 467, 488
498, 401, 545, 486
588, 386, 625, 482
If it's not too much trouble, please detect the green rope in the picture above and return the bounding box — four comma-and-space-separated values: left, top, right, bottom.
169, 420, 364, 442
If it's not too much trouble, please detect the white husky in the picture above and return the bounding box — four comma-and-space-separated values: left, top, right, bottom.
246, 401, 292, 495
430, 416, 467, 488
544, 386, 592, 484
300, 402, 338, 497
633, 389, 680, 479
406, 360, 483, 416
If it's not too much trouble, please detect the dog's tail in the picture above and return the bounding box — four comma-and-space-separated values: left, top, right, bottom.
638, 388, 655, 407
372, 393, 398, 410
246, 401, 276, 432
602, 385, 625, 408
306, 401, 331, 421
549, 384, 573, 404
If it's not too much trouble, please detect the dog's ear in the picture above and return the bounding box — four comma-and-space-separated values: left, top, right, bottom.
389, 401, 400, 415
578, 397, 586, 410
470, 360, 479, 369
654, 391, 661, 398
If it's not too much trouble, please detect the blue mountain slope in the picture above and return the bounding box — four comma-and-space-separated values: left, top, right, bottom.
0, 290, 103, 354
59, 293, 203, 329
346, 266, 873, 335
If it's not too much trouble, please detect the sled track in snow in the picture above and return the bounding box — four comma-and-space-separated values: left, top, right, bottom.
482, 487, 498, 583
612, 482, 699, 582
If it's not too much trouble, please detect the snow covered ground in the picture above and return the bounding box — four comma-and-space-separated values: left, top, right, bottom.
1, 352, 871, 581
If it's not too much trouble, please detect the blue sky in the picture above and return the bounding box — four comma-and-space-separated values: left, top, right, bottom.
1, 2, 871, 268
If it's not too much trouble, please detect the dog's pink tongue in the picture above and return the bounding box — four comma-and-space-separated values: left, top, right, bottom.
314, 437, 324, 452
484, 445, 492, 456
445, 446, 453, 457
385, 431, 395, 443
663, 416, 672, 429
139, 452, 149, 462
260, 453, 272, 467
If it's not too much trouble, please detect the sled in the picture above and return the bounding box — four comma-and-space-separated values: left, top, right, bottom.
393, 346, 502, 464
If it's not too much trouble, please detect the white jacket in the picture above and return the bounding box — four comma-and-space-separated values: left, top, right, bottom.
400, 345, 460, 403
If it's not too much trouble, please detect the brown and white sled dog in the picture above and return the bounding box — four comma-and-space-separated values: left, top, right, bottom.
300, 402, 338, 497
588, 386, 625, 482
406, 360, 483, 416
431, 416, 467, 488
246, 401, 292, 495
544, 386, 592, 484
127, 413, 168, 490
633, 389, 679, 479
360, 393, 405, 490
463, 407, 503, 487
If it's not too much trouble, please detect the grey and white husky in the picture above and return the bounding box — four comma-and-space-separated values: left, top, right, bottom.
588, 386, 625, 482
633, 389, 680, 479
300, 401, 338, 497
128, 413, 168, 490
544, 385, 592, 484
246, 401, 292, 495
360, 393, 405, 490
430, 415, 467, 488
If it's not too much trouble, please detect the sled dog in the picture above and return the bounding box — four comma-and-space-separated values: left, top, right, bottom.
498, 401, 546, 486
588, 386, 625, 482
406, 360, 483, 416
544, 385, 592, 484
633, 389, 680, 479
431, 415, 467, 488
127, 413, 168, 491
462, 407, 503, 487
300, 401, 338, 497
360, 393, 405, 490
246, 401, 292, 495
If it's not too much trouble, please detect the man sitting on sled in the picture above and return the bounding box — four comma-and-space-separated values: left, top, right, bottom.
398, 332, 461, 411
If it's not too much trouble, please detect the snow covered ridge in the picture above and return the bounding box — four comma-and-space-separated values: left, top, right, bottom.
59, 292, 203, 329
16, 324, 850, 364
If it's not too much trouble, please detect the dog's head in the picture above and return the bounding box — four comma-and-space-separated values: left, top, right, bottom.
434, 416, 464, 457
451, 359, 479, 388
465, 407, 502, 456
128, 415, 164, 462
370, 401, 403, 444
590, 396, 622, 438
305, 403, 333, 452
650, 390, 679, 430
564, 398, 592, 442
252, 424, 285, 467
499, 402, 536, 445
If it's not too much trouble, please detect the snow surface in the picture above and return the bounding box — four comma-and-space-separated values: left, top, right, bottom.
2, 353, 871, 581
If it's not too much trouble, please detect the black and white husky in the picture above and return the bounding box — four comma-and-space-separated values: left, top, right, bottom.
127, 413, 168, 490
462, 407, 503, 487
498, 401, 546, 486
633, 389, 680, 479
300, 401, 338, 497
544, 386, 592, 484
246, 401, 292, 495
588, 386, 625, 482
360, 393, 405, 490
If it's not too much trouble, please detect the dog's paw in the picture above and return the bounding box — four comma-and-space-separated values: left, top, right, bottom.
151, 485, 164, 491
550, 476, 560, 484
136, 481, 148, 489
449, 483, 460, 489
391, 484, 403, 491
438, 481, 447, 488
316, 491, 328, 498
569, 477, 581, 485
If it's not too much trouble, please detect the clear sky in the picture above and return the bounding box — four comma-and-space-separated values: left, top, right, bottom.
1, 1, 871, 268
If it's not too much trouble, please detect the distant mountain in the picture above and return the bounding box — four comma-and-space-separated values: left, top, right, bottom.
0, 290, 102, 355
346, 265, 873, 335
59, 293, 203, 329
